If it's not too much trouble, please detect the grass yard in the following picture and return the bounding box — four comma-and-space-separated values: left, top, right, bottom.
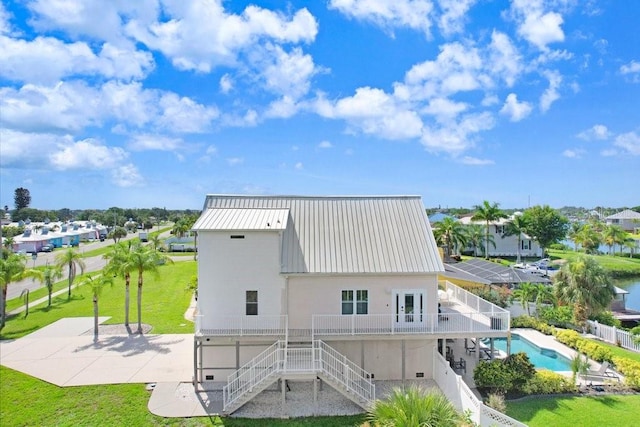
506, 394, 640, 427
547, 249, 640, 277
1, 261, 197, 340
0, 366, 365, 427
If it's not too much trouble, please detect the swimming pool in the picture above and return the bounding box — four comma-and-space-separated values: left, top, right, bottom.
488, 334, 572, 371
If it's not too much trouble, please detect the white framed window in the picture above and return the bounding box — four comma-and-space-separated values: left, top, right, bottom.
341, 289, 368, 315
246, 290, 258, 315
522, 240, 531, 250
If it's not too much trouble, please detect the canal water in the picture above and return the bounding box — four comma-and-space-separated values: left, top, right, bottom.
614, 277, 640, 311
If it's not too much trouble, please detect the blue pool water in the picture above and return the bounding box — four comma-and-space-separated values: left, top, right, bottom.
489, 334, 571, 371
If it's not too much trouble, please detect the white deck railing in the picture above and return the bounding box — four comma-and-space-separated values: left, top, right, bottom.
312, 311, 509, 337
196, 314, 288, 337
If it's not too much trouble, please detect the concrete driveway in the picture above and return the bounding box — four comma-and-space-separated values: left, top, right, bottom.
0, 318, 193, 387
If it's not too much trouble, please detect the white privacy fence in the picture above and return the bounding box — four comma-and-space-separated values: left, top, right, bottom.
586, 320, 640, 353
433, 349, 527, 427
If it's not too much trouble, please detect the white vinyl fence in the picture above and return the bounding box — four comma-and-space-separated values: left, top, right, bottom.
587, 320, 640, 353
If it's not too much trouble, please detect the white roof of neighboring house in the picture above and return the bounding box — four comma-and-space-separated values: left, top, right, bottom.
606, 209, 640, 220
193, 208, 289, 231
195, 195, 444, 275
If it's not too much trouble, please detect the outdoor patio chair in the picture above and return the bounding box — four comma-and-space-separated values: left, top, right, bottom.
584, 361, 620, 383
451, 357, 466, 374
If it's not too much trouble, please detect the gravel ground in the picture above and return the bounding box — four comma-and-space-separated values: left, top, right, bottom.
190, 379, 439, 419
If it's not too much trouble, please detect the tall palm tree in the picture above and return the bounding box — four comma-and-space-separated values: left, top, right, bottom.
80, 274, 114, 342
103, 242, 135, 327
55, 248, 86, 299
433, 217, 467, 261
38, 262, 63, 307
0, 253, 39, 329
554, 255, 615, 326
567, 222, 584, 251
471, 201, 507, 259
148, 234, 165, 252
503, 214, 528, 263
574, 224, 601, 254
465, 224, 487, 257
129, 243, 173, 333
367, 385, 461, 427
533, 283, 556, 315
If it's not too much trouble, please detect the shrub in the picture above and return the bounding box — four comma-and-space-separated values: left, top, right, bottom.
575, 340, 613, 363
538, 306, 574, 328
511, 315, 555, 335
589, 311, 622, 328
554, 329, 582, 348
486, 393, 506, 413
612, 356, 640, 389
522, 370, 577, 395
474, 352, 536, 395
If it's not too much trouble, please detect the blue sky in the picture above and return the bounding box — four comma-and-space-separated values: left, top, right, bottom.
1, 0, 638, 211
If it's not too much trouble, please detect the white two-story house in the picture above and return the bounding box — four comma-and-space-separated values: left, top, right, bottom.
192, 195, 511, 417
459, 214, 542, 259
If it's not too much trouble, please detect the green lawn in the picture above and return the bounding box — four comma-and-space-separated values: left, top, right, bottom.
547, 249, 640, 277
1, 261, 197, 340
507, 394, 640, 427
0, 366, 365, 427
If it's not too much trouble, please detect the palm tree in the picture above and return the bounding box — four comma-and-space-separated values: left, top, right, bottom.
512, 282, 536, 315
55, 248, 86, 299
554, 255, 615, 326
574, 223, 601, 254
601, 225, 627, 255
471, 201, 507, 259
149, 234, 165, 252
129, 243, 173, 333
433, 217, 467, 261
0, 253, 40, 329
80, 274, 114, 342
465, 224, 487, 257
103, 242, 135, 327
38, 262, 63, 307
367, 385, 461, 427
504, 214, 528, 263
567, 222, 583, 251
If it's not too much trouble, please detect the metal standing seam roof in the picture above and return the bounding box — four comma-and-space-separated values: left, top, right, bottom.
192, 208, 289, 231
195, 195, 445, 275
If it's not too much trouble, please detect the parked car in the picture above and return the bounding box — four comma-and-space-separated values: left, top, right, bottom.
40, 244, 53, 252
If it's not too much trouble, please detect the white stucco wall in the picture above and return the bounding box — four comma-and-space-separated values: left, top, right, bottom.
197, 230, 285, 328
287, 274, 439, 330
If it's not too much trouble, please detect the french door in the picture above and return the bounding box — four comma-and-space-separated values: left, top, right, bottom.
393, 290, 424, 326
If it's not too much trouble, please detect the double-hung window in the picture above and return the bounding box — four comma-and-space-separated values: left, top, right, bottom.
341, 290, 368, 315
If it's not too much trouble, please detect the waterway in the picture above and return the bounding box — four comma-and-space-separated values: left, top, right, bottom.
614, 277, 640, 311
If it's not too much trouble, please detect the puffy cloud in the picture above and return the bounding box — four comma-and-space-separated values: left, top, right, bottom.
488, 31, 522, 87
562, 149, 585, 158
620, 60, 640, 82
111, 163, 144, 187
157, 93, 220, 133
420, 112, 494, 154
500, 93, 532, 122
318, 141, 333, 149
614, 132, 640, 155
126, 1, 317, 72
258, 45, 319, 99
510, 0, 565, 50
577, 124, 610, 140
220, 74, 233, 93
0, 36, 154, 84
227, 157, 244, 166
329, 0, 435, 37
0, 129, 65, 168
50, 138, 128, 170
437, 0, 476, 36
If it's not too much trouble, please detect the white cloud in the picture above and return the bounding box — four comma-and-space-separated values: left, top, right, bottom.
126, 2, 318, 72
620, 61, 640, 82
0, 129, 65, 168
206, 145, 218, 155
50, 138, 128, 170
157, 92, 219, 133
329, 0, 435, 37
421, 97, 468, 120
500, 93, 532, 122
539, 69, 562, 112
220, 73, 233, 93
488, 31, 522, 87
318, 141, 333, 149
437, 0, 476, 36
111, 163, 144, 187
128, 134, 184, 151
577, 124, 610, 141
0, 1, 12, 34
258, 45, 320, 99
510, 0, 565, 51
227, 157, 244, 166
420, 112, 494, 154
614, 132, 640, 155
562, 148, 585, 158
295, 162, 304, 170
459, 156, 494, 165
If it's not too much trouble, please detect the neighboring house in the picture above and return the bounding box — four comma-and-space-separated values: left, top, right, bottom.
192, 195, 511, 416
458, 215, 542, 258
605, 209, 640, 232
